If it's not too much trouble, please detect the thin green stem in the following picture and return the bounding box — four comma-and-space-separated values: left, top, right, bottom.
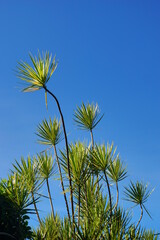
135, 204, 143, 230
31, 191, 41, 226
115, 182, 119, 211
53, 145, 71, 224
46, 178, 55, 220
90, 129, 94, 149
104, 171, 112, 240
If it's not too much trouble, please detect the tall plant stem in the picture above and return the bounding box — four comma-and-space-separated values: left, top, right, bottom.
115, 182, 119, 210
104, 171, 112, 238
46, 178, 55, 220
90, 129, 94, 149
44, 86, 74, 227
90, 129, 100, 192
53, 145, 71, 224
84, 181, 89, 227
31, 191, 41, 226
135, 204, 143, 230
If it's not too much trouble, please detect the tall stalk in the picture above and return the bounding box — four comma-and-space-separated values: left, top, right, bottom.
104, 171, 112, 240
46, 178, 55, 220
53, 145, 71, 224
44, 86, 74, 227
90, 129, 94, 149
78, 186, 81, 228
115, 182, 119, 210
90, 129, 100, 191
31, 191, 41, 226
135, 204, 143, 230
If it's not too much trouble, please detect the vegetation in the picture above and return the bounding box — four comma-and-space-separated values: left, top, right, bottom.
0, 51, 158, 239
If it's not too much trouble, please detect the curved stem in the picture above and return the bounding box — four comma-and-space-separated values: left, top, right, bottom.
46, 178, 55, 220
104, 171, 112, 239
44, 86, 74, 227
31, 191, 41, 226
54, 145, 71, 223
135, 204, 143, 230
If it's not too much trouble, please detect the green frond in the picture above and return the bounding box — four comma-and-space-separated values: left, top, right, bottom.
36, 152, 57, 180
12, 156, 41, 194
36, 117, 62, 146
78, 177, 109, 239
107, 158, 127, 183
16, 51, 57, 92
34, 214, 61, 240
0, 173, 35, 215
108, 207, 131, 239
124, 181, 154, 217
74, 102, 103, 131
60, 142, 90, 187
89, 142, 117, 173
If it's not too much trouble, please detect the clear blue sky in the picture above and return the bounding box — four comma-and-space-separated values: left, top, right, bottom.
0, 0, 160, 231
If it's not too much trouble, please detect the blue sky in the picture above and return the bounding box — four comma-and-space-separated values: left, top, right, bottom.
0, 0, 160, 231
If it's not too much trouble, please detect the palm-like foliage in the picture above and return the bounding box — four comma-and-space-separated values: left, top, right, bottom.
37, 152, 56, 180
33, 214, 61, 240
89, 142, 118, 233
77, 177, 109, 240
74, 103, 103, 148
124, 181, 153, 208
107, 207, 131, 239
16, 52, 57, 92
0, 174, 33, 239
107, 158, 127, 209
60, 142, 90, 227
36, 117, 62, 147
141, 230, 158, 240
13, 156, 40, 194
74, 103, 103, 131
60, 142, 89, 187
0, 174, 34, 216
60, 218, 73, 240
17, 51, 74, 228
125, 227, 158, 240
107, 158, 127, 183
89, 143, 116, 173
14, 53, 157, 239
12, 156, 42, 225
124, 181, 154, 229
34, 215, 73, 240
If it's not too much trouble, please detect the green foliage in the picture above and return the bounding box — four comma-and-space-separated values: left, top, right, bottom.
33, 214, 61, 240
4, 52, 157, 239
60, 142, 89, 187
107, 157, 127, 183
16, 51, 57, 92
13, 156, 41, 194
74, 102, 103, 131
124, 181, 153, 217
37, 152, 57, 181
89, 143, 117, 173
0, 175, 33, 239
36, 117, 62, 147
